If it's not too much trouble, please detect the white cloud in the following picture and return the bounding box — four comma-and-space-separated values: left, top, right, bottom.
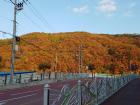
72, 5, 89, 14
97, 0, 117, 15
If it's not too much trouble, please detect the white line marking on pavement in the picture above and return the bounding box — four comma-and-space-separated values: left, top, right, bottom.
11, 89, 40, 96
0, 93, 37, 103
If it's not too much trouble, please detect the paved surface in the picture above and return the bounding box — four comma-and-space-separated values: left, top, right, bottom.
100, 78, 140, 105
0, 79, 77, 105
0, 79, 57, 91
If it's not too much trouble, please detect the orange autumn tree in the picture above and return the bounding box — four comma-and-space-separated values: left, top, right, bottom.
0, 56, 2, 70
38, 62, 51, 80
0, 32, 140, 74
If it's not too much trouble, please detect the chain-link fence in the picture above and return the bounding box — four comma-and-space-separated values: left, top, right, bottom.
43, 74, 136, 105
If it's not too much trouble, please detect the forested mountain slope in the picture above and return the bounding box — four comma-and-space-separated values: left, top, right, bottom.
0, 32, 140, 74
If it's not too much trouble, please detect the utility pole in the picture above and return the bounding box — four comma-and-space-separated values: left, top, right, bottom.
10, 0, 17, 83
78, 44, 83, 77
55, 52, 58, 79
77, 44, 83, 105
10, 0, 24, 83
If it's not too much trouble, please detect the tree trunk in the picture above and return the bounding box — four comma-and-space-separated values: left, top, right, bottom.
43, 70, 45, 80
19, 74, 21, 83
40, 73, 43, 80
92, 71, 93, 79
54, 72, 57, 79
4, 75, 7, 85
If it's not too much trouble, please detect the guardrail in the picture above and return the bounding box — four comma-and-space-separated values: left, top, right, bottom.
44, 74, 136, 105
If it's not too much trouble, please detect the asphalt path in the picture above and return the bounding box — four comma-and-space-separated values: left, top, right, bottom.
100, 78, 140, 105
0, 79, 77, 105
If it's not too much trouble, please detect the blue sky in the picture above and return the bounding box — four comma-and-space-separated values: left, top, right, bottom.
0, 0, 140, 38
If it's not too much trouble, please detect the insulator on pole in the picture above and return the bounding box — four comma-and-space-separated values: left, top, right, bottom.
16, 2, 23, 11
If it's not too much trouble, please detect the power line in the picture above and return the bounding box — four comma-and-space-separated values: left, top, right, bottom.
22, 12, 45, 32
7, 0, 28, 83
0, 31, 49, 57
7, 0, 45, 34
3, 0, 13, 4
0, 16, 12, 22
25, 1, 55, 32
6, 0, 55, 33
0, 32, 6, 39
21, 38, 49, 52
0, 31, 48, 52
19, 38, 78, 55
0, 31, 82, 54
0, 30, 13, 36
9, 0, 15, 5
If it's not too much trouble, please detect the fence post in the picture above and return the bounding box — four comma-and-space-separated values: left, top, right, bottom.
105, 77, 107, 98
95, 77, 98, 105
77, 80, 82, 105
44, 84, 50, 105
113, 75, 116, 92
4, 75, 7, 85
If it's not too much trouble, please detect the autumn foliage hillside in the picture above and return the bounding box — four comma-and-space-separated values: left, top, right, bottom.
0, 32, 140, 74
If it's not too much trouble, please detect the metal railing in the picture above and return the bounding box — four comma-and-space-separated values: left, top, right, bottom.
44, 74, 136, 105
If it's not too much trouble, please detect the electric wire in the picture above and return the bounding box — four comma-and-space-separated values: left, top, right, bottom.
3, 0, 13, 4
1, 0, 76, 54
0, 16, 12, 22
0, 31, 79, 54
7, 0, 55, 33
9, 0, 15, 5
25, 0, 55, 32
22, 12, 45, 32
